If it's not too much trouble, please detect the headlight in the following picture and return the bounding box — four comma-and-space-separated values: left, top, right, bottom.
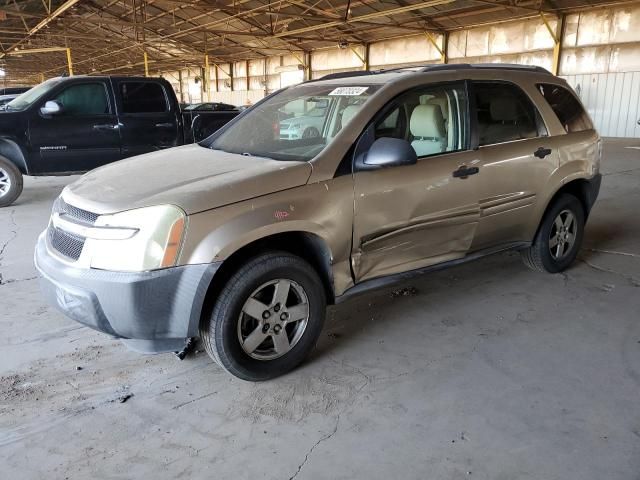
85, 205, 186, 272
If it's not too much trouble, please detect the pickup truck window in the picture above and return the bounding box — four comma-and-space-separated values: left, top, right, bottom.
210, 83, 381, 161
120, 82, 168, 113
5, 78, 64, 111
53, 83, 110, 115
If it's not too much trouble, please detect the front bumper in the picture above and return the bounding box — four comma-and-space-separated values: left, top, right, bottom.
34, 232, 219, 353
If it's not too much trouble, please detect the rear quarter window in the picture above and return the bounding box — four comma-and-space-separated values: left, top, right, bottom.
537, 83, 593, 133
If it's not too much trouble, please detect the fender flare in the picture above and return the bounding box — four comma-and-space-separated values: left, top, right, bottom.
528, 174, 596, 240
0, 138, 29, 174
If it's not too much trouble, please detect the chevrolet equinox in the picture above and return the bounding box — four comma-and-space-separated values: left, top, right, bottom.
35, 64, 602, 381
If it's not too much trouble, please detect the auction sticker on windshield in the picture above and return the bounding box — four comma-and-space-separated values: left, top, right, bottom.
329, 86, 369, 96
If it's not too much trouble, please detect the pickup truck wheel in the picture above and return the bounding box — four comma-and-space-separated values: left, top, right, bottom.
302, 127, 320, 139
521, 193, 585, 273
200, 252, 326, 381
0, 156, 23, 208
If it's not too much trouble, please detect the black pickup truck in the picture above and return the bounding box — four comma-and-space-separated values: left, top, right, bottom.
0, 76, 239, 206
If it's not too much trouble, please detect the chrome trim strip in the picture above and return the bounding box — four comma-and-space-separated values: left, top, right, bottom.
52, 213, 139, 241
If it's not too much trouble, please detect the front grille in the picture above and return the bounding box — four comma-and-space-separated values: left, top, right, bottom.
48, 226, 85, 261
48, 197, 99, 261
53, 198, 99, 226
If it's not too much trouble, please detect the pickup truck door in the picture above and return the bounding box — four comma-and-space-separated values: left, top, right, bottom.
352, 82, 481, 282
113, 79, 180, 157
30, 80, 121, 173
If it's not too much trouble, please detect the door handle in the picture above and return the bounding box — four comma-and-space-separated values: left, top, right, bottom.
155, 122, 174, 128
93, 124, 118, 131
452, 165, 479, 179
534, 147, 552, 158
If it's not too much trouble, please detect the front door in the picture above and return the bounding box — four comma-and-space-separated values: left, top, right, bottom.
113, 79, 180, 158
30, 81, 121, 174
352, 82, 482, 282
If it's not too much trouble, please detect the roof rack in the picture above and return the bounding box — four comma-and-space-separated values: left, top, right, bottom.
308, 70, 375, 82
418, 63, 552, 74
310, 63, 552, 83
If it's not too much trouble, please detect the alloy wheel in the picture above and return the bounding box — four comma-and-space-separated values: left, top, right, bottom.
549, 209, 577, 260
0, 167, 11, 198
237, 279, 310, 360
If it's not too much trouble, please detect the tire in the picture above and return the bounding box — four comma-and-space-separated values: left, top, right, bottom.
200, 252, 327, 381
521, 193, 585, 273
302, 127, 320, 139
0, 156, 23, 208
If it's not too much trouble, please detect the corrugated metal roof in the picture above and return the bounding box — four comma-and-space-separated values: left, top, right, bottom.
0, 0, 625, 84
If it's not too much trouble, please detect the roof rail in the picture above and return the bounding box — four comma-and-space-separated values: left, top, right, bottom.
311, 70, 375, 82
305, 63, 552, 84
418, 63, 552, 74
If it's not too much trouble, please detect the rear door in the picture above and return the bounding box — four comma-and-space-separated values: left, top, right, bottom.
30, 80, 121, 173
113, 79, 180, 157
352, 82, 482, 282
470, 81, 558, 250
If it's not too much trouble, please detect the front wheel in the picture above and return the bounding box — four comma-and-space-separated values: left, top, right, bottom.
521, 193, 585, 273
200, 252, 326, 381
0, 156, 23, 208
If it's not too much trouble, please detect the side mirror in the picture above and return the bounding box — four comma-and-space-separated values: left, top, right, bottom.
356, 137, 417, 171
40, 100, 62, 116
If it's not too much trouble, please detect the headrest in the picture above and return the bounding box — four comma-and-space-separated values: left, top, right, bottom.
427, 97, 448, 119
410, 104, 445, 138
341, 105, 360, 126
490, 97, 518, 122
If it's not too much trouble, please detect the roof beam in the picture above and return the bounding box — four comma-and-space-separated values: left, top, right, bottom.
272, 0, 455, 38
27, 0, 82, 37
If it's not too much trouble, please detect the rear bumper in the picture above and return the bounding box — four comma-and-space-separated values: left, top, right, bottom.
584, 173, 602, 214
34, 232, 219, 353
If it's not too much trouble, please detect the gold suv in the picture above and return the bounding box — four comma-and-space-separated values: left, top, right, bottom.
35, 64, 602, 381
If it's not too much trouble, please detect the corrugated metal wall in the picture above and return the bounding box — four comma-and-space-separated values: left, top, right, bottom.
563, 72, 640, 138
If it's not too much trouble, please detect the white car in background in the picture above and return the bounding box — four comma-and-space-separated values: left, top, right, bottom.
279, 97, 329, 139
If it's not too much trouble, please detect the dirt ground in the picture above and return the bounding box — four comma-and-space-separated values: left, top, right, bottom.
1, 139, 639, 479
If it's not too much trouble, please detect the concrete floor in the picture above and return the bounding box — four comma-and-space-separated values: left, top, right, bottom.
1, 139, 639, 479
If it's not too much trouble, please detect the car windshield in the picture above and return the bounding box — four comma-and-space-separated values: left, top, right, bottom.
5, 78, 64, 111
209, 83, 380, 161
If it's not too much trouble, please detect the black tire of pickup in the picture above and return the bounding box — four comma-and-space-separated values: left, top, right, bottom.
0, 155, 23, 208
200, 252, 326, 381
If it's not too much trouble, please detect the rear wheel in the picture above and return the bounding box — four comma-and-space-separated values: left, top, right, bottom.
200, 252, 326, 381
0, 156, 23, 208
521, 193, 585, 273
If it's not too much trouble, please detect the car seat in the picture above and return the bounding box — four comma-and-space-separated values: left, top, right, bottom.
410, 104, 446, 156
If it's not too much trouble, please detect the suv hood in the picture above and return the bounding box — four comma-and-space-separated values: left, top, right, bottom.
63, 144, 312, 215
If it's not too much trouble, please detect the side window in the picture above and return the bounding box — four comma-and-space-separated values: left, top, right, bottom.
374, 83, 468, 157
120, 82, 168, 113
474, 83, 540, 146
374, 107, 405, 140
52, 83, 110, 115
537, 83, 593, 133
